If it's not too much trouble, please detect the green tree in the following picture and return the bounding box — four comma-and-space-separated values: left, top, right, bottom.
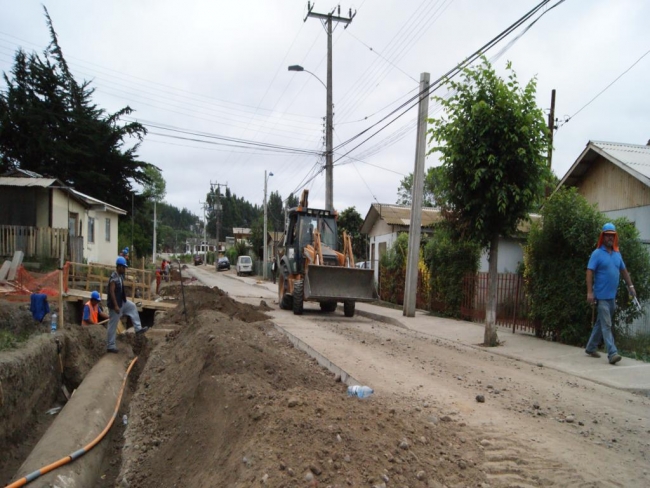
250, 215, 264, 259
0, 7, 151, 209
428, 57, 551, 346
337, 207, 365, 259
525, 187, 650, 344
286, 193, 299, 209
396, 166, 445, 207
268, 191, 284, 231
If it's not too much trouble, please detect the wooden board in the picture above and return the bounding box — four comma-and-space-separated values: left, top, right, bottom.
64, 288, 177, 311
7, 250, 24, 281
0, 260, 11, 281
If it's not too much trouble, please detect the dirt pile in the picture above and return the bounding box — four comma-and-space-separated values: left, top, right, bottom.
119, 287, 489, 487
165, 285, 271, 324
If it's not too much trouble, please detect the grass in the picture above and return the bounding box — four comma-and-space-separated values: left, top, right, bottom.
618, 331, 650, 363
0, 329, 30, 351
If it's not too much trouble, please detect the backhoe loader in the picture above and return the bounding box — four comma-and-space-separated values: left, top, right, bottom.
276, 190, 377, 316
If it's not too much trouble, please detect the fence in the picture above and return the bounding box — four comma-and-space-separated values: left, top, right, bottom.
0, 226, 68, 260
67, 261, 156, 300
379, 266, 540, 335
461, 273, 540, 335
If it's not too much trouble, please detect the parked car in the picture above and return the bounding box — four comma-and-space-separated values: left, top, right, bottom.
236, 255, 253, 276
217, 257, 230, 271
193, 254, 203, 266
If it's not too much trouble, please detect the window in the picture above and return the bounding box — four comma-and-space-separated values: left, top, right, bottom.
88, 217, 95, 243
105, 218, 111, 242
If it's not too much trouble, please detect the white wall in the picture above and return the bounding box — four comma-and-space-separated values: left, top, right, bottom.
604, 205, 650, 242
478, 237, 524, 273
85, 209, 120, 265
51, 190, 86, 230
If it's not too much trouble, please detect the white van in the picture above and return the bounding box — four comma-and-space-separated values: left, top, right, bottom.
236, 255, 253, 276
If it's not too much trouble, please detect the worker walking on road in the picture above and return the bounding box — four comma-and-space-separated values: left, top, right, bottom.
82, 290, 109, 326
107, 256, 149, 353
585, 222, 635, 365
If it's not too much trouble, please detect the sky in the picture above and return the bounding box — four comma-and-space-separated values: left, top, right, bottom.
1, 0, 649, 222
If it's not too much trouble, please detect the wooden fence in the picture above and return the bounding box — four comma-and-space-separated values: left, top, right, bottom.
67, 261, 155, 300
0, 226, 68, 260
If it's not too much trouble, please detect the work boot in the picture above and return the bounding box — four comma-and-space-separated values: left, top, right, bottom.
608, 354, 622, 365
585, 350, 601, 358
136, 326, 150, 335
106, 348, 119, 354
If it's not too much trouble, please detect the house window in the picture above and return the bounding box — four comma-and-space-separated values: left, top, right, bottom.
105, 218, 111, 242
88, 217, 95, 243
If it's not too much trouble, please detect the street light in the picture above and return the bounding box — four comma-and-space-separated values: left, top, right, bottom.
288, 64, 333, 211
263, 171, 274, 280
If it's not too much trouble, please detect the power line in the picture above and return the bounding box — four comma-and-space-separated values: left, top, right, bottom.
559, 47, 650, 128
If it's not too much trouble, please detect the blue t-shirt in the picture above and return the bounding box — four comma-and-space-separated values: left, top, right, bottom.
587, 246, 626, 300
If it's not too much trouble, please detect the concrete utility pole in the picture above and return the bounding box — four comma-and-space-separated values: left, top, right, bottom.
210, 182, 227, 259
305, 2, 355, 211
547, 89, 556, 170
199, 200, 209, 263
263, 171, 274, 280
153, 201, 157, 264
403, 72, 430, 318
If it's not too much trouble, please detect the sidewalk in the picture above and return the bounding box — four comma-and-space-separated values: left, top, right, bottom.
190, 267, 650, 396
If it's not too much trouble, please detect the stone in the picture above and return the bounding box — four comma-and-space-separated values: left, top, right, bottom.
476, 395, 485, 403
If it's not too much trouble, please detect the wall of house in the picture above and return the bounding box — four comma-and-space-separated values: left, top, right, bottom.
478, 237, 524, 273
84, 210, 120, 265
603, 205, 650, 243
35, 188, 50, 227
579, 158, 650, 211
51, 190, 86, 230
0, 187, 37, 226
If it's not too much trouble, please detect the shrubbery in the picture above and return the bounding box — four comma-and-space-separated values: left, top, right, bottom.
424, 225, 480, 317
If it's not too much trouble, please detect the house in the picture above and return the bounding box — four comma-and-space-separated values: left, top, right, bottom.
360, 203, 536, 282
0, 170, 126, 265
232, 228, 252, 245
557, 140, 650, 242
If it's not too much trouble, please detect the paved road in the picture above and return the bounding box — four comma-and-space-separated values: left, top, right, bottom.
185, 264, 650, 487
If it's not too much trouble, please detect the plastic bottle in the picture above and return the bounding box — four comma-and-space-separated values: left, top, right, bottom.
347, 385, 374, 399
122, 414, 128, 426
50, 313, 57, 334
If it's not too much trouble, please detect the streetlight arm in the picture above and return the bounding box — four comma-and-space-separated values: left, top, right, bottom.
288, 65, 327, 90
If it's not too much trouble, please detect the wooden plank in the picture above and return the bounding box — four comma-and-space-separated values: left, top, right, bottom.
7, 250, 24, 281
0, 261, 11, 281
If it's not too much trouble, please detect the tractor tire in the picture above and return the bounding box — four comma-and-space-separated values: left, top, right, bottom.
293, 280, 304, 315
343, 300, 355, 317
320, 301, 337, 313
278, 273, 293, 310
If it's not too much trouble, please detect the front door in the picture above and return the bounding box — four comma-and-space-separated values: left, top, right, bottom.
68, 213, 78, 237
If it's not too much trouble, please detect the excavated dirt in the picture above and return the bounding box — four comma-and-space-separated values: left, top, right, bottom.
118, 286, 490, 487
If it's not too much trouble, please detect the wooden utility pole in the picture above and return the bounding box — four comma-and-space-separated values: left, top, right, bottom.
548, 89, 556, 169
305, 2, 356, 211
403, 73, 430, 317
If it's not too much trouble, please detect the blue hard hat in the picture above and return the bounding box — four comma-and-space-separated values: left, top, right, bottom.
602, 223, 616, 233
116, 256, 128, 267
123, 247, 129, 253
90, 291, 101, 301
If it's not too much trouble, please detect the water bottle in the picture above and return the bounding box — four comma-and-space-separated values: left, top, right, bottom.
50, 313, 57, 334
347, 385, 374, 399
122, 414, 128, 426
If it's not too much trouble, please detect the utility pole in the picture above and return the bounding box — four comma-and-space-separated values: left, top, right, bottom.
403, 72, 430, 318
263, 171, 274, 280
548, 89, 556, 170
199, 200, 209, 263
305, 2, 355, 211
153, 200, 157, 265
210, 182, 227, 259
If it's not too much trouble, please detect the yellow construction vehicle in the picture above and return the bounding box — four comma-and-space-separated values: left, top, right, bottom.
276, 190, 377, 316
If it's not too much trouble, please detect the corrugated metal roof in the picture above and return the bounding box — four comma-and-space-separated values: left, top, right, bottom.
592, 141, 650, 179
370, 204, 443, 226
70, 189, 127, 215
0, 177, 58, 187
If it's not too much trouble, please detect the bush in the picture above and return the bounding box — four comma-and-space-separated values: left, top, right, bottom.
424, 225, 480, 317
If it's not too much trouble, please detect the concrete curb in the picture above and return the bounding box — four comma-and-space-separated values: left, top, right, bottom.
355, 308, 408, 329
272, 323, 361, 387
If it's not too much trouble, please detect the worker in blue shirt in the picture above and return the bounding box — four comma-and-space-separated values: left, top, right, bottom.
585, 223, 636, 365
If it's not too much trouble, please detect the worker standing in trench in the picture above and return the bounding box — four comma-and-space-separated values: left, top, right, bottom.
81, 290, 109, 326
107, 256, 149, 353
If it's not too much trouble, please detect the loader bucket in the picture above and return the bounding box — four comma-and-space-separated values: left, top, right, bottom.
304, 265, 378, 302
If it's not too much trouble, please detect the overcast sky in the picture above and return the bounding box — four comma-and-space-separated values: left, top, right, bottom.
1, 0, 649, 221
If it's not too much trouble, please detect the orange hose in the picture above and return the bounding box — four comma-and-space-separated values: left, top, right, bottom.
5, 357, 139, 488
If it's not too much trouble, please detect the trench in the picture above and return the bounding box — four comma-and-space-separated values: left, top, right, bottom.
0, 299, 153, 488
